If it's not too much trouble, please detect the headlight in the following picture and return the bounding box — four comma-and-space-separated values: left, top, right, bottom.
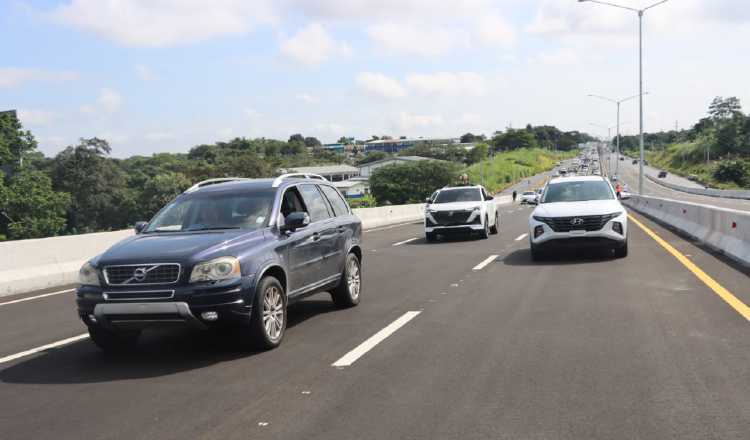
78, 262, 101, 286
189, 256, 241, 283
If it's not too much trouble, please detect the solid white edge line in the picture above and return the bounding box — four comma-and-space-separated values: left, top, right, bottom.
0, 288, 75, 307
332, 311, 421, 367
472, 255, 499, 271
515, 233, 529, 241
0, 333, 89, 365
392, 237, 418, 247
364, 221, 421, 233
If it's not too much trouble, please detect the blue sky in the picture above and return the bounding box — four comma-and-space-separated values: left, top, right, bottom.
2, 0, 749, 157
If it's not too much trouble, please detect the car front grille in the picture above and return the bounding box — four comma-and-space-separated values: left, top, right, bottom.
104, 264, 181, 285
103, 290, 175, 300
431, 210, 474, 226
537, 214, 619, 233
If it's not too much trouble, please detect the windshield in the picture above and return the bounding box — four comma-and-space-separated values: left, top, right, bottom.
542, 181, 614, 203
145, 190, 275, 232
433, 188, 482, 203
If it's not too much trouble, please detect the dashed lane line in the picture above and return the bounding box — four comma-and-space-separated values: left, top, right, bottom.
515, 233, 529, 241
392, 237, 419, 247
472, 255, 499, 271
332, 311, 421, 367
0, 333, 89, 365
0, 289, 75, 307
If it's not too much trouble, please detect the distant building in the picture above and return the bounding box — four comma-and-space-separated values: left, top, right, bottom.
358, 155, 440, 178
332, 177, 370, 199
285, 164, 360, 182
363, 137, 458, 153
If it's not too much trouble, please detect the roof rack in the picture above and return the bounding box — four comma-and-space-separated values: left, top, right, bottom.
184, 177, 251, 193
272, 173, 327, 187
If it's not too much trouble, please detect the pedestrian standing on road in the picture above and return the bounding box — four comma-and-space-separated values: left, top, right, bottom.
512, 190, 517, 202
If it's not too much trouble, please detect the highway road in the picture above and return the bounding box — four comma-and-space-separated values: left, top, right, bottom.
608, 154, 750, 212
1, 186, 749, 440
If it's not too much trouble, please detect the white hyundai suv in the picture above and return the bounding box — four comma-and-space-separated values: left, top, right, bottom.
528, 176, 628, 259
425, 185, 498, 241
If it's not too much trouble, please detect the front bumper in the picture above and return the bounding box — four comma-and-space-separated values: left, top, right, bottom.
529, 214, 627, 246
76, 276, 255, 330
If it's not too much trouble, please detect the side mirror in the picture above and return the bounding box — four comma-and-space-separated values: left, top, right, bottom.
425, 198, 432, 204
485, 195, 494, 201
134, 221, 148, 234
281, 212, 310, 233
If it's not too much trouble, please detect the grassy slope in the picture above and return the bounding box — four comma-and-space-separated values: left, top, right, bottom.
466, 148, 577, 193
646, 141, 748, 189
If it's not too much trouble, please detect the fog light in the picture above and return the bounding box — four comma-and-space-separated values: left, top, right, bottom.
88, 314, 97, 324
534, 225, 545, 238
612, 222, 623, 235
201, 311, 219, 321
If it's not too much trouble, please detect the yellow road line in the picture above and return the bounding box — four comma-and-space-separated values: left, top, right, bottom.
628, 213, 750, 321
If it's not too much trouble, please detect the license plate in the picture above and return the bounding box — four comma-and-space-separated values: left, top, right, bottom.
569, 230, 586, 235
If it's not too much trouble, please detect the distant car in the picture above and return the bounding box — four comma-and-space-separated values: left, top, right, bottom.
519, 191, 538, 205
529, 176, 628, 260
425, 185, 498, 241
658, 171, 668, 178
611, 175, 618, 182
688, 174, 698, 182
632, 159, 638, 165
619, 157, 625, 161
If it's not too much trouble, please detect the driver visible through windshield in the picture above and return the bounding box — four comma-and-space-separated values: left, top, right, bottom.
144, 190, 276, 232
542, 180, 614, 203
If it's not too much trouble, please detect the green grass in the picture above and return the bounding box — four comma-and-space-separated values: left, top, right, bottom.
646, 141, 749, 189
466, 148, 577, 193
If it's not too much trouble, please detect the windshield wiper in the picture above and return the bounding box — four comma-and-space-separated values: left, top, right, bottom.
142, 228, 181, 234
184, 226, 242, 232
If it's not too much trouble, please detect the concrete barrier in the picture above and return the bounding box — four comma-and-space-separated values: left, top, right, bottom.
623, 195, 750, 266
0, 197, 513, 297
646, 174, 750, 200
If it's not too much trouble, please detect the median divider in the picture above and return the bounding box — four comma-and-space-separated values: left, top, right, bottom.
623, 195, 750, 266
646, 174, 750, 200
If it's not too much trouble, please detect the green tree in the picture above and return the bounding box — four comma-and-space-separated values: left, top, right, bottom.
138, 172, 192, 219
491, 129, 538, 151
0, 111, 37, 169
467, 143, 489, 164
369, 160, 460, 205
713, 160, 748, 186
0, 169, 70, 239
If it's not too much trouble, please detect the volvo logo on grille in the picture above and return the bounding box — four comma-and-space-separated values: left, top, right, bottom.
132, 267, 149, 282
570, 218, 584, 226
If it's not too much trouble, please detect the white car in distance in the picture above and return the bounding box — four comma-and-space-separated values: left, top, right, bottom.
528, 176, 628, 260
425, 186, 498, 241
519, 191, 538, 205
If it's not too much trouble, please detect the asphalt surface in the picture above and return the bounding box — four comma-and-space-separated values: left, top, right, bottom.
608, 153, 750, 212
1, 173, 749, 440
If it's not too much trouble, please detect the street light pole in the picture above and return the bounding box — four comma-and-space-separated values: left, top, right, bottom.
578, 0, 670, 194
587, 92, 644, 176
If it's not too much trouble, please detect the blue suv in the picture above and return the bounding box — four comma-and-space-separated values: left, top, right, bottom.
76, 176, 363, 351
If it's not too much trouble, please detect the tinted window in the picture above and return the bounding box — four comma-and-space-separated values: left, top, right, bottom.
319, 185, 350, 217
434, 188, 482, 203
298, 184, 332, 222
280, 187, 307, 218
542, 181, 614, 203
145, 190, 275, 232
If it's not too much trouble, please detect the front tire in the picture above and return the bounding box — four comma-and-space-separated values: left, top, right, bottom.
479, 216, 490, 239
88, 327, 140, 353
247, 276, 287, 350
489, 212, 499, 235
331, 253, 361, 308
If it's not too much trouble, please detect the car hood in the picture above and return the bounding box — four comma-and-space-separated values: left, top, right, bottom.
428, 202, 482, 211
532, 200, 624, 217
93, 229, 266, 266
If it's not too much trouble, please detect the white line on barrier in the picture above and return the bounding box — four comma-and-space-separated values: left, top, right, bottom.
364, 221, 421, 233
332, 311, 421, 367
392, 237, 418, 246
0, 333, 89, 365
472, 255, 498, 271
515, 233, 528, 241
0, 289, 75, 307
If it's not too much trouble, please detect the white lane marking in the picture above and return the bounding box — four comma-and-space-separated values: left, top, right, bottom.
0, 333, 89, 365
392, 237, 418, 247
515, 233, 529, 241
0, 288, 75, 307
332, 311, 421, 367
472, 255, 498, 271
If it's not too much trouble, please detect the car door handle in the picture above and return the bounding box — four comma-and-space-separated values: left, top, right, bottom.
312, 232, 320, 241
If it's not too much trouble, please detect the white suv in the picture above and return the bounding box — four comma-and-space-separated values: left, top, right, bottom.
425, 185, 498, 241
528, 176, 628, 259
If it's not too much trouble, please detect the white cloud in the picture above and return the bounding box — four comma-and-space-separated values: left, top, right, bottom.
355, 72, 406, 99
534, 47, 580, 66
81, 88, 122, 114
144, 132, 175, 141
0, 67, 78, 88
284, 0, 496, 21
280, 23, 350, 66
295, 93, 318, 103
135, 64, 157, 81
476, 15, 516, 47
393, 112, 444, 131
17, 109, 57, 126
405, 72, 489, 97
367, 23, 465, 56
51, 0, 276, 48
244, 108, 262, 119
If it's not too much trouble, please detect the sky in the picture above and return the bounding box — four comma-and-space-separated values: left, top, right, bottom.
1, 0, 749, 158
